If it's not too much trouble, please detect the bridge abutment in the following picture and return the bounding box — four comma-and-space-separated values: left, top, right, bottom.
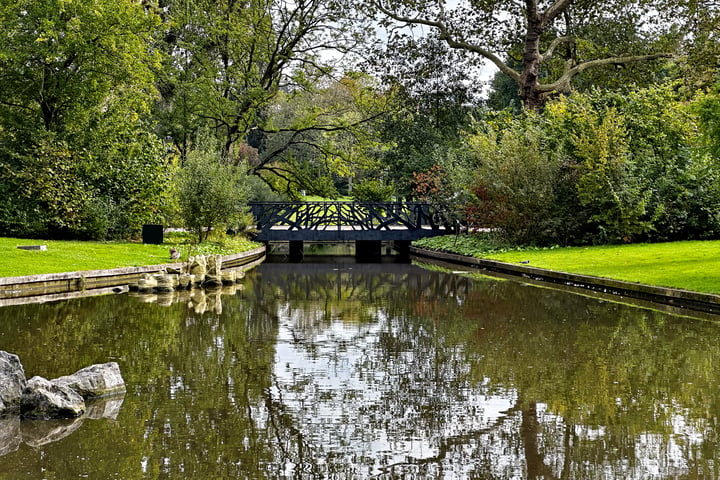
392, 241, 411, 260
289, 241, 304, 262
355, 241, 382, 263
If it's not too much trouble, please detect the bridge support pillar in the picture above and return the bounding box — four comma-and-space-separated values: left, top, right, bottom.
355, 240, 382, 263
393, 240, 411, 260
289, 241, 304, 262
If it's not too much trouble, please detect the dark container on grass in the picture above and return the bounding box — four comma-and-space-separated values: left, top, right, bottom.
142, 225, 163, 245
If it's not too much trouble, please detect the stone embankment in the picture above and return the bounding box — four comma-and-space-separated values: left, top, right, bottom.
0, 246, 265, 303
410, 246, 720, 316
131, 253, 246, 293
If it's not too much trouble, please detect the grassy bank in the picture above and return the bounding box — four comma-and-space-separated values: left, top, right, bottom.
2, 234, 261, 278
414, 235, 720, 294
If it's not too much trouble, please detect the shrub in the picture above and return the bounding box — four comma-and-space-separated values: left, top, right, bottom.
572, 107, 652, 243
178, 141, 249, 243
467, 115, 566, 245
352, 178, 395, 202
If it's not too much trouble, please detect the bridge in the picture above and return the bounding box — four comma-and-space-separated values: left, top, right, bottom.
248, 201, 451, 260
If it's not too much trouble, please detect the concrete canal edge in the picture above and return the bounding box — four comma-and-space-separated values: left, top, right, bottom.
0, 246, 266, 305
410, 246, 720, 316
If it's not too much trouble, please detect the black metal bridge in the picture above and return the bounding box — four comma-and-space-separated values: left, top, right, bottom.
248, 201, 450, 243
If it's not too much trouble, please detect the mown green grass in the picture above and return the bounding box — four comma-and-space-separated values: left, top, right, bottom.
415, 235, 720, 294
300, 195, 353, 202
2, 234, 261, 278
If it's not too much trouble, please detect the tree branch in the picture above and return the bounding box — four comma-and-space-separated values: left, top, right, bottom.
542, 0, 575, 26
373, 0, 521, 82
539, 53, 674, 94
540, 35, 574, 62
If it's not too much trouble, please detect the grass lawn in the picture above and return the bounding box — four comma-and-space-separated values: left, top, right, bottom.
1, 234, 261, 278
415, 236, 720, 294
301, 195, 353, 202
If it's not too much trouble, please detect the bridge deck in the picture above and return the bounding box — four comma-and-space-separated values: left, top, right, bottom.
258, 226, 447, 242
249, 201, 451, 242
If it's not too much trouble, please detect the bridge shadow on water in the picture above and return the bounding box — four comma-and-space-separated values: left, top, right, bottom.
265, 241, 411, 264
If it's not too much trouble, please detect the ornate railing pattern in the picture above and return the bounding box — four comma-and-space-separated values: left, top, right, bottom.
248, 202, 448, 234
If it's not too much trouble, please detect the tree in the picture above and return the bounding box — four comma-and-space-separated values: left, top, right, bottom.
178, 136, 249, 243
156, 0, 368, 162
367, 36, 479, 197
368, 0, 680, 109
249, 73, 388, 197
0, 0, 168, 239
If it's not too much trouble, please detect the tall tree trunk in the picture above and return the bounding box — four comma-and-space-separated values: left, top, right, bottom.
519, 2, 545, 110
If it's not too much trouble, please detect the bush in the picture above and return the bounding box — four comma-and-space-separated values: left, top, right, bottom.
352, 178, 395, 202
463, 85, 720, 246
467, 114, 566, 245
178, 140, 249, 243
571, 107, 652, 243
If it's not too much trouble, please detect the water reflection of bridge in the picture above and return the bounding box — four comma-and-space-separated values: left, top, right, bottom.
256, 263, 472, 304
248, 202, 451, 260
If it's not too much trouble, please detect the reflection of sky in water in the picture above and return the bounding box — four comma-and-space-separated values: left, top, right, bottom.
272, 307, 520, 477
270, 299, 715, 479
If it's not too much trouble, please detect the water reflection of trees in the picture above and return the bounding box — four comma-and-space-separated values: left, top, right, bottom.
254, 264, 720, 478
1, 264, 720, 477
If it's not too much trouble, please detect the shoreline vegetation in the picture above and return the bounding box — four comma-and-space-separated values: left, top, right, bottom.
1, 233, 261, 278
413, 235, 720, 295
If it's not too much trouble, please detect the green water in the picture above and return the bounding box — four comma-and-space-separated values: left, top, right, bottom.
1, 261, 720, 478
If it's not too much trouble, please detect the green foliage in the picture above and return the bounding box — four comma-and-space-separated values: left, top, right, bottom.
468, 114, 566, 245
246, 175, 287, 203
164, 230, 261, 259
547, 85, 720, 242
252, 74, 388, 197
464, 84, 720, 246
178, 139, 249, 243
351, 178, 395, 202
572, 107, 652, 243
0, 0, 168, 240
694, 88, 720, 159
378, 78, 475, 198
413, 233, 514, 257
156, 0, 364, 163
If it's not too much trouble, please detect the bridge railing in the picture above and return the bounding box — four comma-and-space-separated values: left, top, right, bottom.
248, 201, 448, 232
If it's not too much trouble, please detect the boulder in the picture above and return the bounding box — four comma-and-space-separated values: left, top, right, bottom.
0, 351, 26, 415
207, 254, 223, 275
188, 255, 207, 277
165, 266, 183, 275
21, 376, 85, 420
155, 274, 178, 292
53, 362, 126, 399
178, 274, 193, 289
137, 273, 158, 292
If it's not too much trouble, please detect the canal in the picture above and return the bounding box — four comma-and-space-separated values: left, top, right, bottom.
0, 255, 719, 478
